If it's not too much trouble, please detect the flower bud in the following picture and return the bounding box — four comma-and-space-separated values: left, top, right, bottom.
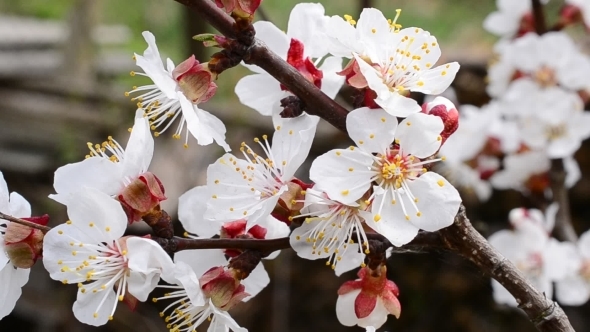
272, 179, 310, 224
422, 96, 459, 144
337, 265, 401, 326
118, 172, 166, 223
172, 55, 217, 104
3, 215, 49, 269
200, 266, 249, 310
280, 38, 323, 91
215, 0, 262, 18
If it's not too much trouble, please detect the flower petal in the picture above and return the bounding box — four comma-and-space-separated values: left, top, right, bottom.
121, 109, 154, 179
241, 263, 270, 301
179, 186, 222, 238
235, 73, 287, 117
0, 264, 29, 319
336, 289, 362, 326
310, 149, 374, 204
126, 237, 175, 301
272, 113, 319, 179
397, 113, 443, 158
73, 288, 117, 326
347, 107, 397, 154
174, 249, 227, 280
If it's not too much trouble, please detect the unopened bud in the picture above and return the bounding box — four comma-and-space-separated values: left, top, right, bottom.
4, 215, 49, 268
422, 96, 459, 144
200, 266, 249, 310
172, 55, 217, 103
118, 172, 166, 224
215, 0, 262, 18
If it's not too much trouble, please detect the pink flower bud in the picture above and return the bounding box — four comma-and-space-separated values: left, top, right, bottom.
3, 215, 49, 269
337, 265, 401, 325
220, 219, 267, 257
172, 55, 218, 104
215, 0, 262, 18
200, 266, 249, 310
280, 38, 323, 91
118, 172, 166, 223
422, 96, 459, 144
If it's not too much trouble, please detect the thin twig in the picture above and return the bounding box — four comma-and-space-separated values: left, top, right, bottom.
173, 0, 350, 133
531, 0, 548, 34
549, 159, 578, 242
0, 212, 52, 233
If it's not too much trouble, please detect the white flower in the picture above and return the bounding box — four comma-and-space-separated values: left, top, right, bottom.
205, 113, 318, 228
483, 0, 549, 37
235, 3, 344, 118
555, 230, 590, 306
178, 185, 289, 299
435, 104, 499, 202
487, 32, 590, 97
156, 262, 246, 332
289, 186, 367, 275
43, 187, 174, 325
513, 86, 590, 159
310, 107, 461, 246
490, 150, 581, 192
50, 110, 154, 205
488, 212, 572, 306
129, 31, 230, 151
326, 8, 458, 116
0, 171, 31, 319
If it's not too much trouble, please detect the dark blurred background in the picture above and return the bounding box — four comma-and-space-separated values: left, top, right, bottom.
1, 0, 590, 331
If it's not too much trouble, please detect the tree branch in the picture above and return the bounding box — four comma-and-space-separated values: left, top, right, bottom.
438, 205, 574, 332
549, 159, 577, 242
173, 0, 349, 133
171, 1, 575, 330
531, 0, 548, 34
0, 212, 51, 233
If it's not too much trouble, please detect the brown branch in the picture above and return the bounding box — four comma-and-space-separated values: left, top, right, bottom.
439, 205, 574, 332
173, 0, 350, 133
0, 212, 52, 233
549, 159, 577, 242
532, 0, 548, 34
172, 1, 575, 330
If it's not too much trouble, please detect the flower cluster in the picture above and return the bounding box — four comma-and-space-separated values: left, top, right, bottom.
0, 3, 469, 330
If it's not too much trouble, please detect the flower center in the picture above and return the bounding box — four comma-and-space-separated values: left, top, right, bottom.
534, 66, 557, 87
154, 289, 213, 331
546, 123, 567, 140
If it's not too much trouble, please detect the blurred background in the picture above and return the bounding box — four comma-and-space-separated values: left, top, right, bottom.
1, 0, 589, 331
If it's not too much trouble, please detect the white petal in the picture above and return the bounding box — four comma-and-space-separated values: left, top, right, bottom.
578, 230, 590, 259
179, 186, 222, 238
326, 15, 361, 57
413, 62, 460, 95
357, 298, 389, 328
483, 12, 519, 36
241, 263, 270, 301
121, 110, 154, 179
0, 265, 29, 319
272, 113, 319, 180
555, 275, 590, 306
210, 305, 248, 332
8, 192, 31, 218
336, 289, 361, 326
50, 157, 123, 204
347, 107, 397, 154
543, 239, 581, 281
163, 261, 206, 306
397, 113, 443, 158
362, 196, 420, 247
310, 149, 374, 205
334, 245, 365, 276
405, 173, 461, 232
66, 187, 128, 242
179, 93, 230, 151
174, 249, 227, 279
42, 225, 92, 283
0, 171, 9, 213
287, 3, 328, 58
318, 56, 345, 99
235, 73, 287, 116
135, 31, 178, 99
356, 8, 392, 55
73, 288, 117, 326
126, 237, 175, 301
254, 21, 290, 60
